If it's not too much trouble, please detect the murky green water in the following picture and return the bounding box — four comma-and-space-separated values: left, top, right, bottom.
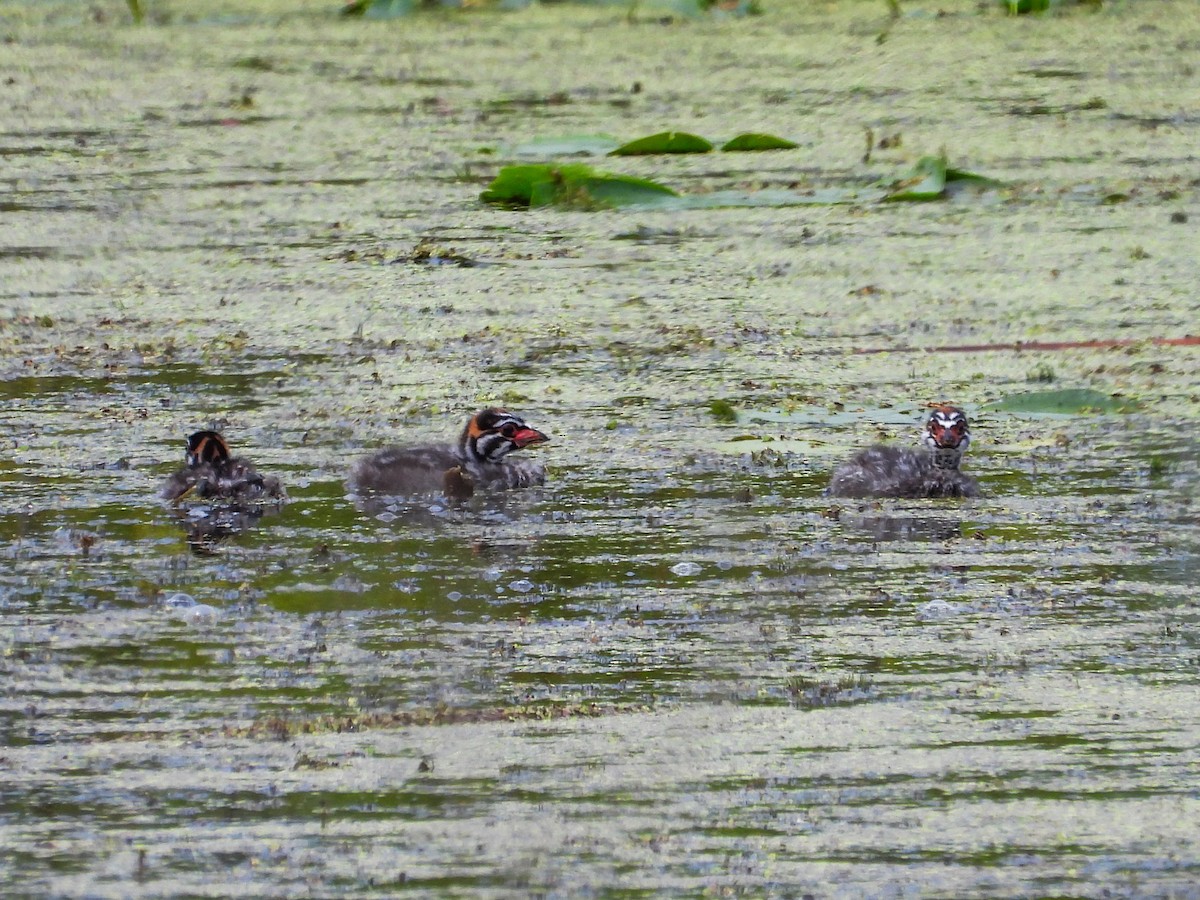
2, 0, 1199, 896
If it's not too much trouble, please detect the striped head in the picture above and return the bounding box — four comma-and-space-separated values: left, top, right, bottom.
921, 406, 971, 469
460, 408, 549, 465
185, 430, 232, 469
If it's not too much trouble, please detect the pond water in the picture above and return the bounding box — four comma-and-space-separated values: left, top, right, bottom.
2, 0, 1199, 896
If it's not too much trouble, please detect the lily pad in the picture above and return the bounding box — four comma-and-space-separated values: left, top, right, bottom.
984, 389, 1139, 414
566, 173, 678, 209
945, 165, 1002, 187
885, 154, 1001, 202
720, 133, 799, 152
343, 0, 533, 13
480, 164, 677, 210
669, 187, 887, 208
884, 154, 947, 202
510, 134, 622, 158
609, 131, 714, 156
1004, 0, 1088, 13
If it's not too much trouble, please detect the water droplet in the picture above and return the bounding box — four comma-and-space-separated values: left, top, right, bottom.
509, 579, 535, 594
671, 562, 703, 577
183, 604, 220, 624
917, 598, 958, 619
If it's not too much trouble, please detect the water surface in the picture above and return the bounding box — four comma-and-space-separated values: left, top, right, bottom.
2, 0, 1199, 896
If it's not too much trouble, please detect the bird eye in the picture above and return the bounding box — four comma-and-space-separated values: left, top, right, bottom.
500, 423, 517, 438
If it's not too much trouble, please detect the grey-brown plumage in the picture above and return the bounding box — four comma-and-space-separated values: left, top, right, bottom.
160, 430, 285, 505
828, 406, 980, 499
348, 408, 549, 497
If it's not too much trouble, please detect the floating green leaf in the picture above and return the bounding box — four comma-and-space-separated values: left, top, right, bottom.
343, 0, 535, 14
945, 165, 1002, 187
510, 134, 622, 158
1005, 0, 1052, 11
610, 131, 714, 156
486, 184, 884, 213
1003, 0, 1094, 13
720, 133, 799, 152
884, 154, 947, 202
566, 174, 678, 209
984, 389, 1139, 414
512, 131, 796, 159
479, 165, 538, 206
671, 187, 885, 208
885, 154, 1000, 202
480, 164, 677, 210
481, 152, 1000, 211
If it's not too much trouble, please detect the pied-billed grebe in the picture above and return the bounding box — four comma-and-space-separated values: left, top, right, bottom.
348, 407, 549, 497
160, 430, 286, 504
828, 405, 980, 499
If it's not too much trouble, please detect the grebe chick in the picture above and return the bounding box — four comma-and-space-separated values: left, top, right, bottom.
348, 407, 548, 497
160, 430, 285, 504
828, 406, 980, 499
